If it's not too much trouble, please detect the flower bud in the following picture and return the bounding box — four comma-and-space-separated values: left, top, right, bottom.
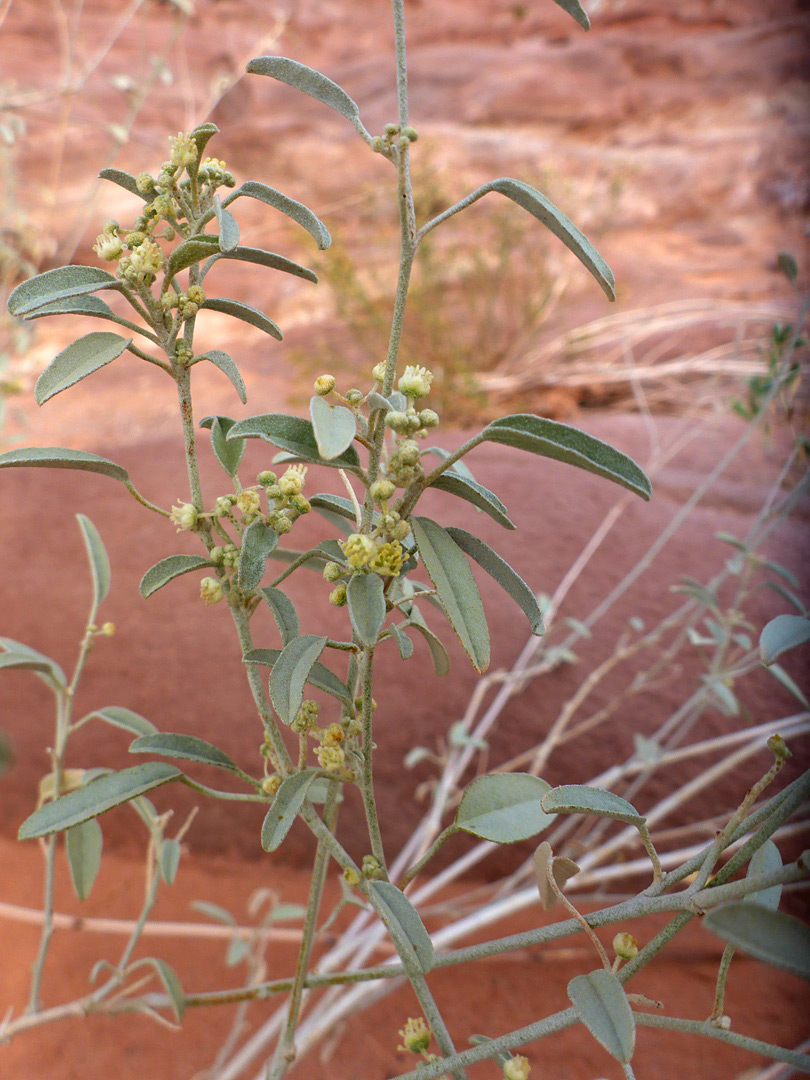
170, 501, 198, 532
612, 932, 639, 960
322, 561, 344, 583
344, 388, 364, 406
236, 489, 261, 517
314, 374, 336, 395
261, 775, 281, 796
135, 172, 156, 195
343, 866, 362, 887
503, 1056, 531, 1080
398, 364, 434, 398
419, 408, 440, 428
257, 471, 276, 486
200, 576, 225, 605
100, 622, 116, 636
371, 362, 387, 382
329, 583, 348, 606
385, 410, 411, 434
370, 479, 396, 504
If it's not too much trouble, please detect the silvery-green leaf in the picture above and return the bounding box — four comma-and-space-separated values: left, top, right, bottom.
224, 180, 331, 249
35, 332, 131, 405
424, 446, 476, 482
139, 555, 212, 599
18, 763, 182, 839
228, 413, 360, 469
744, 840, 783, 912
456, 773, 553, 843
245, 648, 351, 705
189, 121, 219, 160
541, 785, 645, 826
76, 513, 110, 609
0, 446, 129, 483
80, 706, 157, 737
238, 521, 279, 592
131, 957, 185, 1022
310, 493, 363, 528
207, 245, 317, 283
445, 527, 544, 635
405, 618, 450, 676
391, 623, 414, 660
160, 838, 181, 885
214, 194, 240, 251
23, 293, 148, 337
192, 900, 236, 925
704, 903, 810, 981
130, 732, 242, 776
309, 395, 357, 460
347, 572, 386, 646
259, 587, 300, 646
269, 635, 328, 724
760, 614, 810, 665
247, 56, 363, 126
366, 392, 391, 415
777, 251, 798, 284
411, 516, 490, 673
552, 0, 590, 30
98, 167, 145, 199
200, 414, 246, 476
367, 880, 434, 973
766, 662, 809, 708
430, 473, 515, 529
483, 414, 651, 500
261, 769, 319, 851
568, 970, 636, 1063
66, 818, 103, 901
167, 234, 220, 278
0, 640, 66, 688
8, 265, 121, 317
226, 938, 250, 967
200, 296, 282, 340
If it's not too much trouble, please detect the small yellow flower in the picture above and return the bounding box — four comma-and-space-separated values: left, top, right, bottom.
170, 502, 198, 532
93, 223, 123, 262
169, 131, 197, 169
397, 1017, 431, 1055
503, 1055, 531, 1080
369, 540, 405, 577
398, 364, 434, 398
371, 361, 387, 382
322, 723, 344, 747
278, 464, 308, 496
236, 489, 261, 517
316, 744, 345, 772
128, 236, 165, 277
342, 533, 376, 569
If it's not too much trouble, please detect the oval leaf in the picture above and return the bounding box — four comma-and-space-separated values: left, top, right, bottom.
77, 513, 110, 609
703, 903, 810, 981
224, 180, 331, 249
347, 572, 386, 646
200, 414, 246, 477
484, 415, 651, 500
268, 635, 328, 724
238, 521, 279, 592
66, 817, 103, 901
247, 56, 362, 125
35, 332, 131, 405
760, 614, 810, 666
8, 265, 120, 317
0, 640, 66, 688
744, 839, 783, 912
309, 395, 357, 460
130, 733, 242, 775
541, 785, 645, 826
139, 554, 212, 599
456, 773, 553, 843
430, 472, 515, 529
214, 194, 240, 251
407, 618, 451, 676
259, 587, 300, 646
568, 969, 636, 1063
228, 413, 360, 469
18, 763, 182, 839
245, 647, 351, 704
200, 296, 282, 340
445, 527, 544, 635
167, 234, 221, 279
81, 706, 157, 737
411, 517, 490, 673
0, 446, 129, 483
261, 769, 319, 851
367, 880, 434, 973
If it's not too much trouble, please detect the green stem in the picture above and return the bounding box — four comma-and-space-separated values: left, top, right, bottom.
709, 943, 735, 1021
634, 1013, 810, 1072
398, 825, 458, 888
174, 364, 202, 512
359, 646, 386, 870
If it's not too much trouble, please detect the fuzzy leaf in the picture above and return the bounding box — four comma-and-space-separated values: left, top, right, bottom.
160, 838, 181, 885
406, 618, 451, 676
35, 332, 131, 405
552, 0, 590, 30
456, 773, 553, 843
224, 180, 331, 249
744, 840, 783, 912
411, 517, 490, 673
23, 293, 145, 336
483, 414, 651, 499
368, 880, 434, 973
568, 970, 636, 1062
247, 56, 362, 125
98, 167, 145, 199
760, 614, 810, 665
66, 818, 103, 901
139, 555, 212, 599
766, 662, 809, 708
347, 572, 386, 646
8, 265, 121, 316
76, 513, 110, 609
0, 446, 129, 483
259, 587, 300, 646
228, 413, 360, 469
129, 733, 242, 775
310, 493, 362, 528
167, 234, 221, 278
18, 763, 182, 839
704, 903, 810, 981
261, 769, 319, 851
445, 526, 543, 635
541, 785, 645, 826
245, 648, 351, 704
391, 623, 414, 661
214, 194, 240, 251
200, 414, 246, 477
80, 706, 157, 737
200, 296, 282, 340
0, 641, 66, 688
268, 635, 328, 724
238, 521, 279, 592
207, 245, 317, 283
131, 957, 185, 1022
309, 395, 357, 460
430, 472, 515, 529
190, 121, 219, 160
